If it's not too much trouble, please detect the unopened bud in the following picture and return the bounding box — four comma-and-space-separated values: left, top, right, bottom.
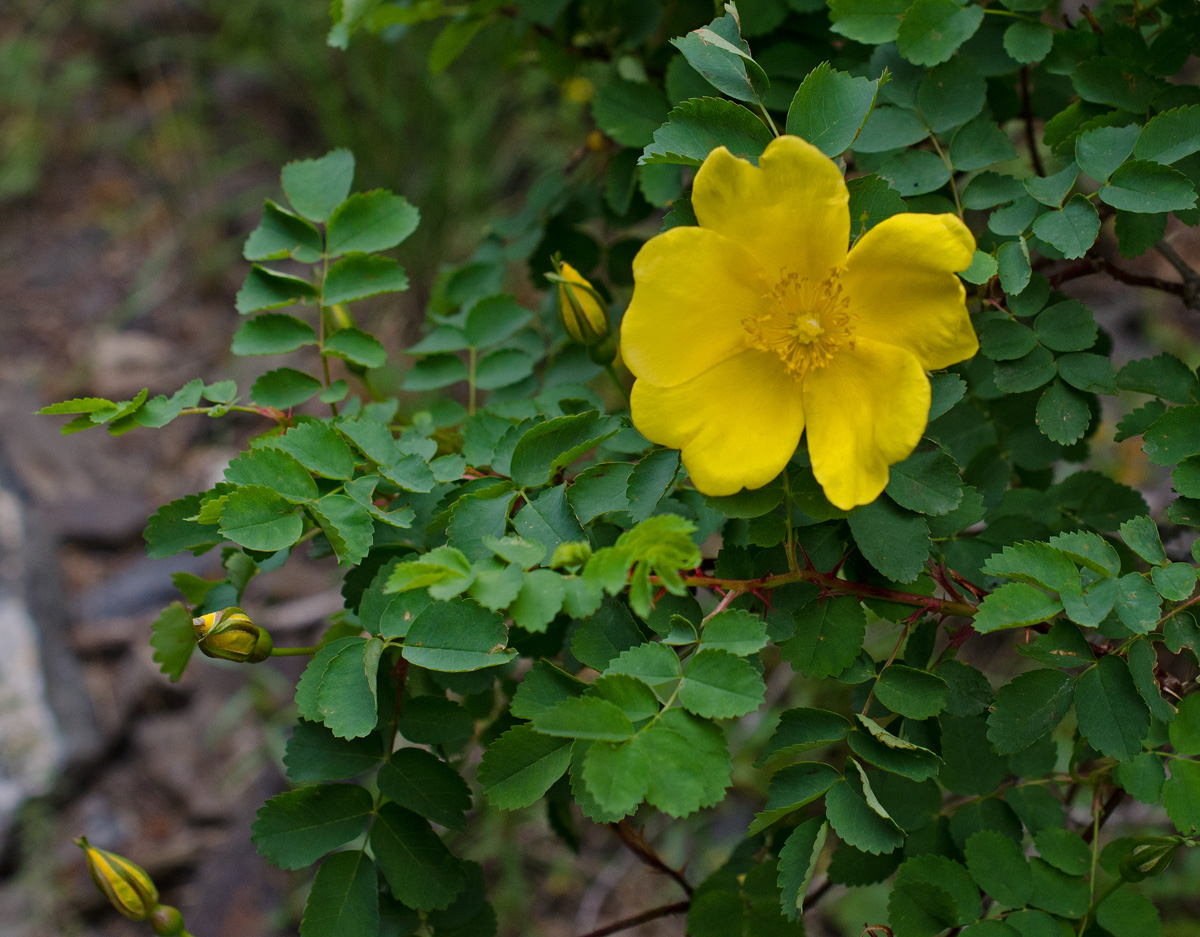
151, 904, 187, 936
586, 332, 618, 366
76, 836, 158, 921
193, 607, 273, 663
551, 258, 610, 348
550, 540, 593, 570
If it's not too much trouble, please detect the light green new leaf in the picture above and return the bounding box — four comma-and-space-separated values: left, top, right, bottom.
282, 148, 355, 222
678, 649, 766, 719
150, 601, 195, 683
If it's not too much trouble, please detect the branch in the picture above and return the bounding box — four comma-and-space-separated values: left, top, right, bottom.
1020, 67, 1046, 177
608, 820, 693, 895
575, 900, 690, 937
1049, 255, 1200, 308
670, 569, 978, 619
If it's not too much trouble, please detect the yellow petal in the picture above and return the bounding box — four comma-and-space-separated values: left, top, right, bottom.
631, 350, 805, 496
802, 338, 930, 511
621, 226, 766, 387
691, 135, 850, 281
842, 212, 978, 371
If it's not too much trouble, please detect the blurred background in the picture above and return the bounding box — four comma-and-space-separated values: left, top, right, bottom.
4, 1, 1200, 936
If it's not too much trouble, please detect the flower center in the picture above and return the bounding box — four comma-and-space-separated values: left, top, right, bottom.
743, 268, 855, 379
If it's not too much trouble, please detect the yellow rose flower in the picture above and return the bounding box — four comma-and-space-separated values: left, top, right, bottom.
620, 135, 978, 511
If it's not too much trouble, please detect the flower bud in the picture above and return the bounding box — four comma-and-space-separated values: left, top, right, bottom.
552, 258, 610, 348
550, 540, 593, 570
193, 607, 273, 663
76, 837, 158, 921
151, 904, 187, 936
586, 332, 618, 367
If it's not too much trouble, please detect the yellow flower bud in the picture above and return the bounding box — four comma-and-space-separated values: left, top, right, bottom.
76, 837, 159, 921
553, 260, 611, 348
193, 607, 273, 663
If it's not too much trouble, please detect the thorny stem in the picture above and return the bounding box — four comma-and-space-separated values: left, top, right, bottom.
608, 820, 693, 896
667, 569, 978, 619
574, 899, 690, 937
1050, 255, 1200, 308
1020, 67, 1046, 177
782, 471, 799, 572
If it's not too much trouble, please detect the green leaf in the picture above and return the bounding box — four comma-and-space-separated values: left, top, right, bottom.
1034, 828, 1090, 876
1119, 515, 1169, 566
1169, 694, 1200, 756
509, 568, 566, 633
402, 597, 515, 672
428, 16, 486, 73
299, 851, 378, 937
1035, 300, 1097, 352
776, 818, 827, 922
218, 485, 304, 552
324, 328, 387, 369
402, 354, 468, 391
1097, 891, 1164, 937
670, 14, 769, 106
251, 783, 374, 869
397, 696, 474, 749
1099, 160, 1198, 213
896, 0, 984, 66
378, 749, 471, 829
511, 662, 585, 721
995, 345, 1057, 393
316, 637, 382, 739
149, 601, 195, 683
273, 421, 357, 479
891, 854, 980, 932
626, 447, 681, 523
749, 762, 841, 835
641, 708, 731, 818
829, 0, 910, 44
592, 79, 669, 148
701, 608, 768, 656
1115, 210, 1168, 259
1048, 530, 1121, 576
848, 715, 942, 781
1134, 105, 1200, 165
1031, 195, 1100, 260
960, 250, 998, 285
251, 367, 324, 409
1114, 752, 1166, 804
918, 58, 987, 134
964, 830, 1033, 908
982, 541, 1077, 591
295, 637, 363, 722
514, 484, 588, 554
284, 721, 383, 782
678, 648, 766, 719
1003, 20, 1053, 64
1028, 858, 1089, 918
236, 265, 318, 314
779, 597, 866, 679
974, 583, 1062, 633
225, 448, 318, 504
950, 117, 1017, 172
371, 804, 465, 911
825, 763, 904, 855
581, 737, 650, 817
997, 238, 1032, 295
1119, 353, 1197, 403
642, 97, 772, 167
310, 494, 374, 565
1145, 405, 1200, 465
759, 708, 852, 764
607, 642, 683, 703
848, 174, 907, 240
848, 498, 931, 582
874, 665, 949, 719
987, 669, 1076, 754
282, 148, 355, 222
532, 696, 634, 742
1076, 124, 1141, 183
1025, 163, 1078, 208
940, 714, 1010, 795
1164, 757, 1200, 834
878, 149, 952, 197
232, 313, 318, 356
1036, 378, 1091, 445
387, 546, 474, 598
326, 190, 419, 255
1057, 351, 1117, 394
478, 725, 572, 809
1114, 572, 1162, 633
886, 450, 963, 516
854, 107, 929, 153
786, 63, 877, 157
324, 255, 410, 305
474, 348, 535, 390
1075, 656, 1150, 762
463, 294, 533, 349
244, 199, 322, 263
510, 411, 619, 489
